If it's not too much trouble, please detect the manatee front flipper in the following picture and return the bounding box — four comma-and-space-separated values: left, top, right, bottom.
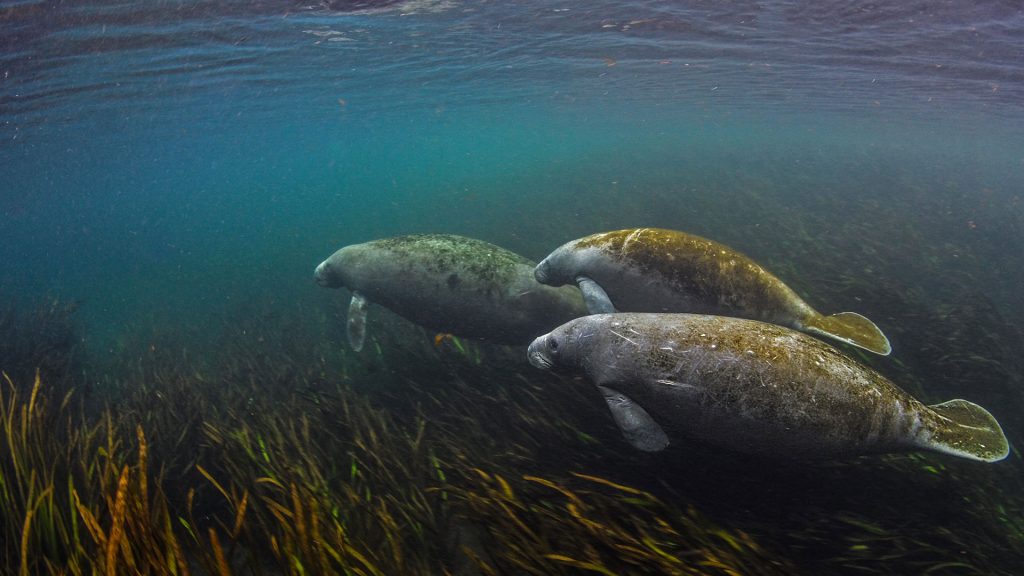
347, 291, 369, 352
918, 399, 1009, 463
598, 385, 669, 452
804, 311, 892, 356
576, 275, 615, 314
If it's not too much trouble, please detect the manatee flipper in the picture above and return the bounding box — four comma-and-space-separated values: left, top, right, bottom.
347, 291, 369, 352
803, 311, 891, 356
598, 385, 669, 452
917, 399, 1009, 463
576, 275, 615, 314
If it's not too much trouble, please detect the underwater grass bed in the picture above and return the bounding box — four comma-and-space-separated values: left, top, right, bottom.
0, 353, 775, 574
1, 288, 1023, 575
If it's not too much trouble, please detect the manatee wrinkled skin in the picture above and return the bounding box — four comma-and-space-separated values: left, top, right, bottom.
315, 234, 588, 348
528, 313, 1008, 463
535, 228, 892, 356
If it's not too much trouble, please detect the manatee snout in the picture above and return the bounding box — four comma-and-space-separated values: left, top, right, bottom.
535, 245, 577, 286
527, 334, 555, 370
314, 260, 337, 287
533, 259, 553, 285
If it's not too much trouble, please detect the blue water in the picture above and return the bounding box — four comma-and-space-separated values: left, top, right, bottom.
2, 1, 1024, 569
4, 0, 1022, 346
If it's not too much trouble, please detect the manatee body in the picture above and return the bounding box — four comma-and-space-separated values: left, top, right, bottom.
534, 228, 891, 356
527, 313, 1007, 463
315, 234, 588, 349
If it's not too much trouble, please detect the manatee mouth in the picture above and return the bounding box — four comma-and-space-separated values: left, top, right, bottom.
527, 336, 554, 370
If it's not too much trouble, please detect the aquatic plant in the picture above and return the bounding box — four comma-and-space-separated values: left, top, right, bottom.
0, 293, 1022, 575
445, 466, 789, 576
0, 372, 207, 574
197, 386, 446, 575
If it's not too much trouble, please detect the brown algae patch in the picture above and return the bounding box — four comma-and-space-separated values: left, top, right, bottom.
576, 228, 807, 319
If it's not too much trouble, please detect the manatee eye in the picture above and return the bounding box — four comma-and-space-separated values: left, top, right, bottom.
548, 337, 559, 352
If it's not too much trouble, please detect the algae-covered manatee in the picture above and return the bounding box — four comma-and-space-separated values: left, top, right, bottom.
528, 312, 1007, 463
535, 227, 891, 355
315, 234, 587, 350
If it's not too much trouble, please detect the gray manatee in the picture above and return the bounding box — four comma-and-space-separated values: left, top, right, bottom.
315, 234, 588, 350
527, 312, 1007, 463
534, 228, 891, 356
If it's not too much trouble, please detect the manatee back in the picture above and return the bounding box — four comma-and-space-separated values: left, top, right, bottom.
570, 229, 814, 322
339, 235, 517, 289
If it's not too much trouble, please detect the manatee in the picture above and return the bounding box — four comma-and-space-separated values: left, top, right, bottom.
315, 234, 588, 350
534, 228, 891, 356
527, 313, 1008, 462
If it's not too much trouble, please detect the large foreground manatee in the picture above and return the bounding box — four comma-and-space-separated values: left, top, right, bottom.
535, 227, 891, 355
315, 234, 587, 350
527, 313, 1008, 463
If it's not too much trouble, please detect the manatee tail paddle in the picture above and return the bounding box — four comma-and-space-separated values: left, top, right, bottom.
804, 311, 892, 356
919, 399, 1009, 463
